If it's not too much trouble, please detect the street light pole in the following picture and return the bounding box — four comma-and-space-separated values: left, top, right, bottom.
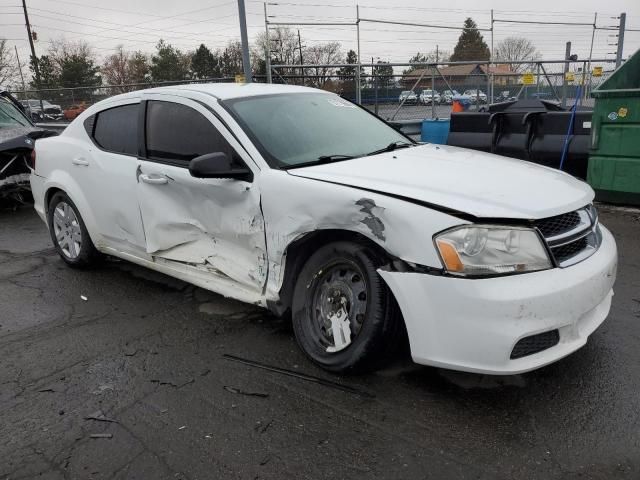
237, 0, 252, 82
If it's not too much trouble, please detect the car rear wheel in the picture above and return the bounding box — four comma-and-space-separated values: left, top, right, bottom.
292, 241, 404, 373
47, 192, 100, 268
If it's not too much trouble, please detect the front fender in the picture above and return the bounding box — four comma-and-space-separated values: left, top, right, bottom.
259, 169, 467, 300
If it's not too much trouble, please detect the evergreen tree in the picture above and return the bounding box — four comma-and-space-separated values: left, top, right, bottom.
191, 44, 219, 79
336, 49, 363, 81
450, 18, 490, 62
29, 55, 58, 89
128, 52, 150, 84
58, 54, 101, 88
373, 61, 394, 88
150, 40, 190, 82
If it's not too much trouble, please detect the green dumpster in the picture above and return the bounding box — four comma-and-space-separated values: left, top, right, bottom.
588, 48, 640, 205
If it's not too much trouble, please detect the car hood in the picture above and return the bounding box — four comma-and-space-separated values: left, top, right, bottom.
286, 144, 594, 219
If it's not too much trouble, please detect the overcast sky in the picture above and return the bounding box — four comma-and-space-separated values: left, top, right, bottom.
2, 0, 639, 74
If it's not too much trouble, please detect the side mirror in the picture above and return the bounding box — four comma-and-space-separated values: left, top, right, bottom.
189, 152, 253, 181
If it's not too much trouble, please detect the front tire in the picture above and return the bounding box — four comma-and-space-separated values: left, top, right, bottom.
47, 192, 99, 268
292, 241, 404, 374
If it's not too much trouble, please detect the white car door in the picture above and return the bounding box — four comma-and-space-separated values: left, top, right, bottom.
135, 94, 267, 301
80, 99, 147, 252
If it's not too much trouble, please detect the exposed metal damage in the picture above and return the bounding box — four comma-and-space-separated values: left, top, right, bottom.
136, 166, 268, 296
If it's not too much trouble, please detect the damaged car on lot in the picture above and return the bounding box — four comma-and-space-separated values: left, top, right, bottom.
1, 91, 57, 205
30, 83, 617, 375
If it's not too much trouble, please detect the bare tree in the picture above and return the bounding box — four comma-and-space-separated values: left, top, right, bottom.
102, 46, 129, 89
102, 46, 149, 92
495, 37, 540, 73
0, 40, 20, 88
253, 27, 304, 79
304, 42, 342, 88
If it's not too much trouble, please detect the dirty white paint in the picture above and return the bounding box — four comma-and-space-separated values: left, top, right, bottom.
259, 168, 464, 300
30, 83, 617, 374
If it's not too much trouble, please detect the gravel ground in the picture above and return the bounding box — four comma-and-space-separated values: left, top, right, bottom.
1, 204, 639, 479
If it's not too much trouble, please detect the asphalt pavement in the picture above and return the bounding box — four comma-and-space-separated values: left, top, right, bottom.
1, 204, 639, 479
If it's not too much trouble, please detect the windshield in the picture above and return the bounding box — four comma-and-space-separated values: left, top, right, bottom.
0, 99, 31, 127
223, 93, 411, 168
401, 91, 413, 95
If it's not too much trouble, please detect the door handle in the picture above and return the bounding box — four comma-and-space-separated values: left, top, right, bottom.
72, 157, 89, 166
139, 173, 168, 185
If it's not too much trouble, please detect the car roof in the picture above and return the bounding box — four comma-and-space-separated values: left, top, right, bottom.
105, 82, 325, 102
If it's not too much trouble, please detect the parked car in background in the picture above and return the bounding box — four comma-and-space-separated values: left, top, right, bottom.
442, 90, 460, 104
0, 91, 56, 204
31, 83, 617, 375
63, 104, 88, 121
419, 89, 441, 105
398, 90, 418, 104
463, 90, 488, 104
21, 99, 64, 122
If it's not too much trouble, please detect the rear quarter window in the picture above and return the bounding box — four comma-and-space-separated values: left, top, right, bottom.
91, 104, 138, 156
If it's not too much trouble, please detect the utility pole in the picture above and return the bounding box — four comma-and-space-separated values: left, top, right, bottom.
237, 0, 252, 83
14, 46, 27, 95
435, 45, 439, 63
615, 13, 626, 68
297, 29, 304, 86
264, 2, 271, 83
561, 41, 571, 108
21, 0, 43, 111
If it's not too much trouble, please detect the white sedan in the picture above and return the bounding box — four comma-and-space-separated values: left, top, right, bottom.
398, 90, 418, 105
30, 83, 617, 374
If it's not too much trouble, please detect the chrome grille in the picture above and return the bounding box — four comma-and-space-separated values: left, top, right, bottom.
535, 211, 581, 238
534, 205, 601, 267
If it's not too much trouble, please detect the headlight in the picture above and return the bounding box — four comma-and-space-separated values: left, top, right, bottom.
434, 225, 552, 277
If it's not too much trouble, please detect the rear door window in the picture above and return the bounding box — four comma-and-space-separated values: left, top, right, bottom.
144, 100, 234, 165
92, 104, 138, 156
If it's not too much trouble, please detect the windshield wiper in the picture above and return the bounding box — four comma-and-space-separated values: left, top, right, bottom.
365, 141, 415, 157
282, 154, 357, 170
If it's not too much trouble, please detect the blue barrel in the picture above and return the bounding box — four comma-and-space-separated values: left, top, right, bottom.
421, 118, 451, 144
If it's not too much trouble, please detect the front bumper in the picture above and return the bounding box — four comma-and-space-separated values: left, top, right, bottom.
379, 225, 618, 374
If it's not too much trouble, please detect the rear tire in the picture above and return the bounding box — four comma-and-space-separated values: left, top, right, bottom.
47, 192, 100, 268
292, 241, 404, 374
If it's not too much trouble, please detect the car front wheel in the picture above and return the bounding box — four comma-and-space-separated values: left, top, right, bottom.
292, 241, 404, 373
47, 192, 100, 268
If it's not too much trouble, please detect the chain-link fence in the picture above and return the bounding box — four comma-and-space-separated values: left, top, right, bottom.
270, 59, 616, 121
9, 77, 240, 124
9, 59, 616, 124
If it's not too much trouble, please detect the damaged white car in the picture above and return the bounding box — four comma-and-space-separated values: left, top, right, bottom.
30, 84, 617, 374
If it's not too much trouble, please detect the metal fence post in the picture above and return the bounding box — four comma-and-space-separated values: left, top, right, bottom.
373, 62, 379, 115
431, 68, 436, 119
561, 42, 571, 108
355, 4, 362, 104
486, 62, 491, 106
264, 3, 272, 84
615, 13, 626, 68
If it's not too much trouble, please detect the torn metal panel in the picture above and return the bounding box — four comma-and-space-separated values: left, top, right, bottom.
136, 161, 267, 293
259, 169, 466, 300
